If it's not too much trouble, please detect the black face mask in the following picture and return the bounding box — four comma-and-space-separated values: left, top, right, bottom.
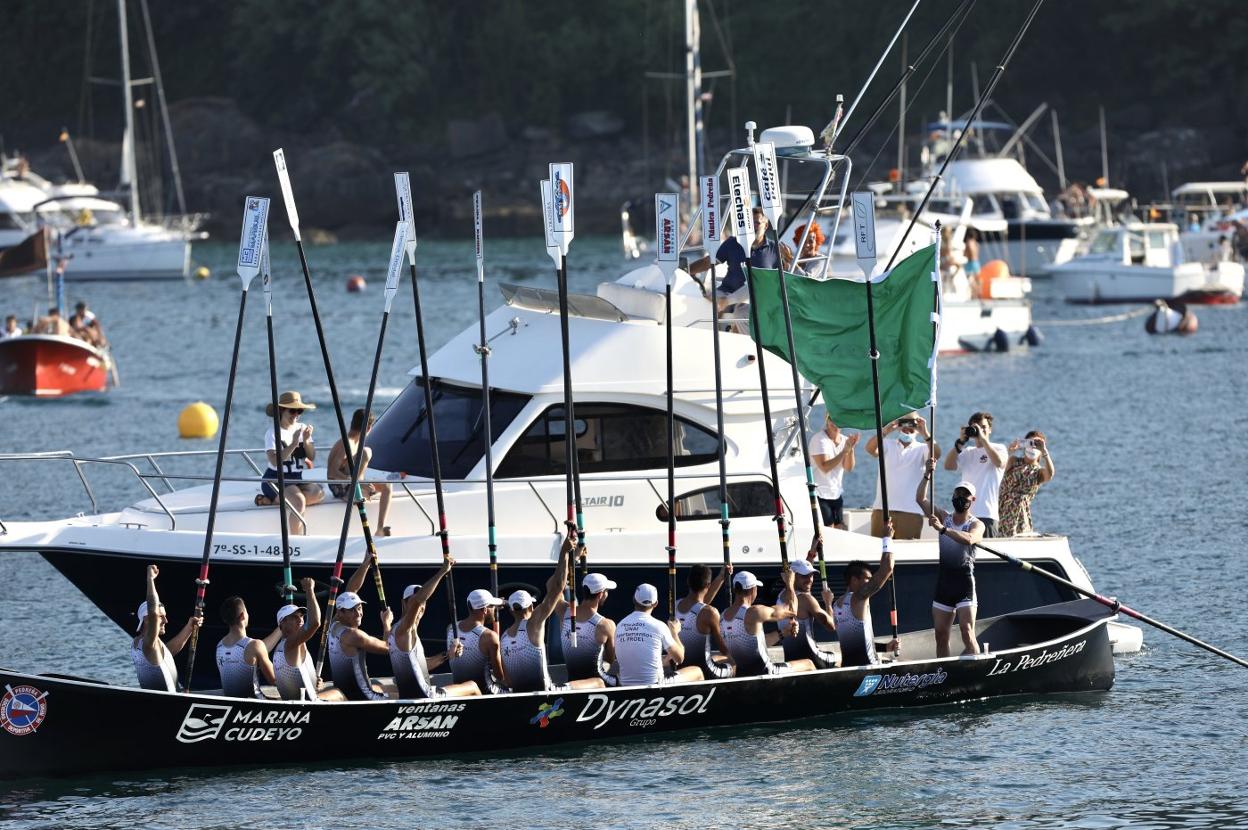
951, 495, 971, 513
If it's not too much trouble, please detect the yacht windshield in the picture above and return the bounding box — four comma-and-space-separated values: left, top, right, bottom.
1089, 230, 1119, 255
366, 379, 530, 479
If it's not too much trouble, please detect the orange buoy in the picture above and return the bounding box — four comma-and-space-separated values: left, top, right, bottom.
978, 259, 1010, 299
346, 275, 367, 293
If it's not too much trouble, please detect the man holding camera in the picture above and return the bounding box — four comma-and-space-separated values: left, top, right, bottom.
943, 411, 1007, 537
865, 413, 938, 539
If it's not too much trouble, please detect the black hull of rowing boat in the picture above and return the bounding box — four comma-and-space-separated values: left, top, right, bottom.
35, 546, 1081, 687
0, 602, 1115, 779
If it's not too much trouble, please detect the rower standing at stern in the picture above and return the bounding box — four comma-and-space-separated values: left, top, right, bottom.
132, 564, 200, 692
917, 461, 985, 657
389, 557, 480, 699
615, 585, 703, 686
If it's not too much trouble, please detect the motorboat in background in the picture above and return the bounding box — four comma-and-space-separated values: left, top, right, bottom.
1050, 222, 1244, 305
0, 332, 114, 396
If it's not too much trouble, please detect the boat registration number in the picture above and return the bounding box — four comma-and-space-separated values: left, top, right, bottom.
212, 543, 302, 558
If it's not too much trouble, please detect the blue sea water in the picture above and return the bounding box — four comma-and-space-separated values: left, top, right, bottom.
0, 238, 1246, 829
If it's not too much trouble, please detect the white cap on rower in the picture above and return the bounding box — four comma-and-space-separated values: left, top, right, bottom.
582, 573, 618, 594
276, 604, 306, 625
789, 559, 816, 576
134, 600, 165, 631
468, 589, 505, 609
508, 590, 535, 609
337, 591, 365, 611
402, 584, 422, 600
634, 584, 659, 607
733, 571, 763, 590
954, 480, 977, 497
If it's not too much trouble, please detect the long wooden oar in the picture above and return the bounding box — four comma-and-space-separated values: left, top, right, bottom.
405, 179, 458, 644
542, 173, 577, 645
730, 168, 789, 574
182, 196, 269, 691
273, 150, 386, 677
752, 140, 826, 583
472, 191, 500, 601
656, 192, 680, 617
699, 175, 733, 607
260, 230, 294, 603
975, 542, 1248, 669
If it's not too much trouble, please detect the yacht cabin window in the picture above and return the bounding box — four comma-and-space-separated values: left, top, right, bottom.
496, 402, 720, 478
666, 482, 775, 521
1089, 230, 1119, 255
971, 194, 997, 216
366, 378, 530, 479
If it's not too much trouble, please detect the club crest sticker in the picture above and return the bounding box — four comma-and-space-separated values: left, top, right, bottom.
530, 698, 564, 728
1, 685, 48, 736
176, 703, 233, 743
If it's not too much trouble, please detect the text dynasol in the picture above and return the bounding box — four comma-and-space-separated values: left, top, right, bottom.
575, 687, 715, 730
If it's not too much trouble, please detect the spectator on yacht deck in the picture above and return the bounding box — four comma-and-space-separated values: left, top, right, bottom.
689, 207, 792, 324
963, 228, 981, 291
69, 301, 105, 347
1, 315, 22, 338
33, 307, 71, 337
326, 408, 392, 537
216, 596, 280, 699
997, 431, 1055, 537
810, 414, 857, 530
865, 413, 938, 539
944, 411, 1007, 537
258, 390, 325, 533
790, 222, 826, 275
132, 564, 200, 692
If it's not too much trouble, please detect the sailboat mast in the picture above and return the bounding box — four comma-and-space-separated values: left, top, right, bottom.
685, 0, 704, 222
117, 0, 142, 224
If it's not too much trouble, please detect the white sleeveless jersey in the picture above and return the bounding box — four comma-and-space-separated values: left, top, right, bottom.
720, 605, 771, 676
388, 630, 439, 699
448, 622, 488, 686
328, 621, 387, 701
132, 638, 178, 692
501, 620, 554, 693
216, 637, 261, 699
678, 601, 709, 667
561, 610, 611, 682
273, 638, 318, 701
833, 592, 879, 667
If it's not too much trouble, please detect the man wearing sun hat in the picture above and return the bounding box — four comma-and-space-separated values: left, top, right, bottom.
917, 461, 985, 657
132, 563, 200, 692
258, 389, 325, 533
614, 584, 703, 686
448, 585, 507, 693
500, 526, 605, 692
388, 557, 478, 699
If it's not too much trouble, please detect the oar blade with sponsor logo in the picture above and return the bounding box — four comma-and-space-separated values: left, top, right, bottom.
236, 196, 269, 290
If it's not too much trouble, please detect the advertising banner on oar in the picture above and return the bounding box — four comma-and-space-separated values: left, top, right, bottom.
749, 244, 939, 430
540, 179, 560, 267
236, 196, 269, 288
700, 175, 720, 248
549, 162, 574, 255
655, 192, 679, 286
474, 190, 484, 283
383, 220, 407, 312
272, 149, 300, 241
751, 142, 783, 227
394, 172, 417, 261
726, 168, 754, 250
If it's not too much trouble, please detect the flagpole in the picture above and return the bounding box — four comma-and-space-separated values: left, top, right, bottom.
542, 174, 577, 646
729, 168, 789, 574
751, 141, 826, 582
851, 191, 899, 642
929, 221, 943, 510
473, 191, 500, 601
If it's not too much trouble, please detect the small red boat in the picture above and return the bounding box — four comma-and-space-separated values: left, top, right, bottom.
0, 334, 113, 396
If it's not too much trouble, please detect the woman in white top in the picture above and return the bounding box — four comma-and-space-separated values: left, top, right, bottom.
258, 390, 325, 534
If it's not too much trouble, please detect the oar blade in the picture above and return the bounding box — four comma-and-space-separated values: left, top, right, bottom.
699, 174, 720, 250
394, 172, 418, 261
726, 168, 755, 251
272, 149, 301, 242
236, 196, 269, 289
751, 142, 783, 228
851, 191, 878, 279
383, 220, 408, 312
548, 162, 575, 256
261, 230, 273, 316
540, 179, 560, 267
655, 192, 680, 287
473, 190, 485, 283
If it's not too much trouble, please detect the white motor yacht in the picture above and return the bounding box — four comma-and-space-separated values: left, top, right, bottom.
1051, 222, 1244, 304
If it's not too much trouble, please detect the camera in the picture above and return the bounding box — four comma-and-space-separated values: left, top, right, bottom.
965, 422, 980, 438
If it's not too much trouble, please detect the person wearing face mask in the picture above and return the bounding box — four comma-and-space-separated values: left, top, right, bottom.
997, 431, 1055, 537
943, 411, 1007, 537
916, 459, 984, 657
865, 412, 939, 539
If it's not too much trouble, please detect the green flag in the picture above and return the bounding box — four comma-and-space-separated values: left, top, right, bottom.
749, 244, 938, 430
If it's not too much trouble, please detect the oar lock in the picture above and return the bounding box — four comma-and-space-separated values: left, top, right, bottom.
195, 577, 210, 587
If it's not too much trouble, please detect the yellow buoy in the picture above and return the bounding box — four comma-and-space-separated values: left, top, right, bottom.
178, 401, 219, 439
193, 266, 211, 281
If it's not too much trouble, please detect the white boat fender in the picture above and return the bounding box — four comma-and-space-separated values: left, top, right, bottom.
1145, 300, 1197, 335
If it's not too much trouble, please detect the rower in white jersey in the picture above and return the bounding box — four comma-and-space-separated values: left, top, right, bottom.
327, 588, 394, 701
775, 558, 838, 669
615, 584, 704, 686
389, 557, 479, 699
719, 569, 814, 677
215, 596, 281, 698
916, 459, 985, 657
831, 519, 900, 668
273, 577, 343, 701
131, 564, 199, 692
447, 588, 507, 693
500, 527, 606, 693
674, 564, 733, 679
556, 570, 618, 685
